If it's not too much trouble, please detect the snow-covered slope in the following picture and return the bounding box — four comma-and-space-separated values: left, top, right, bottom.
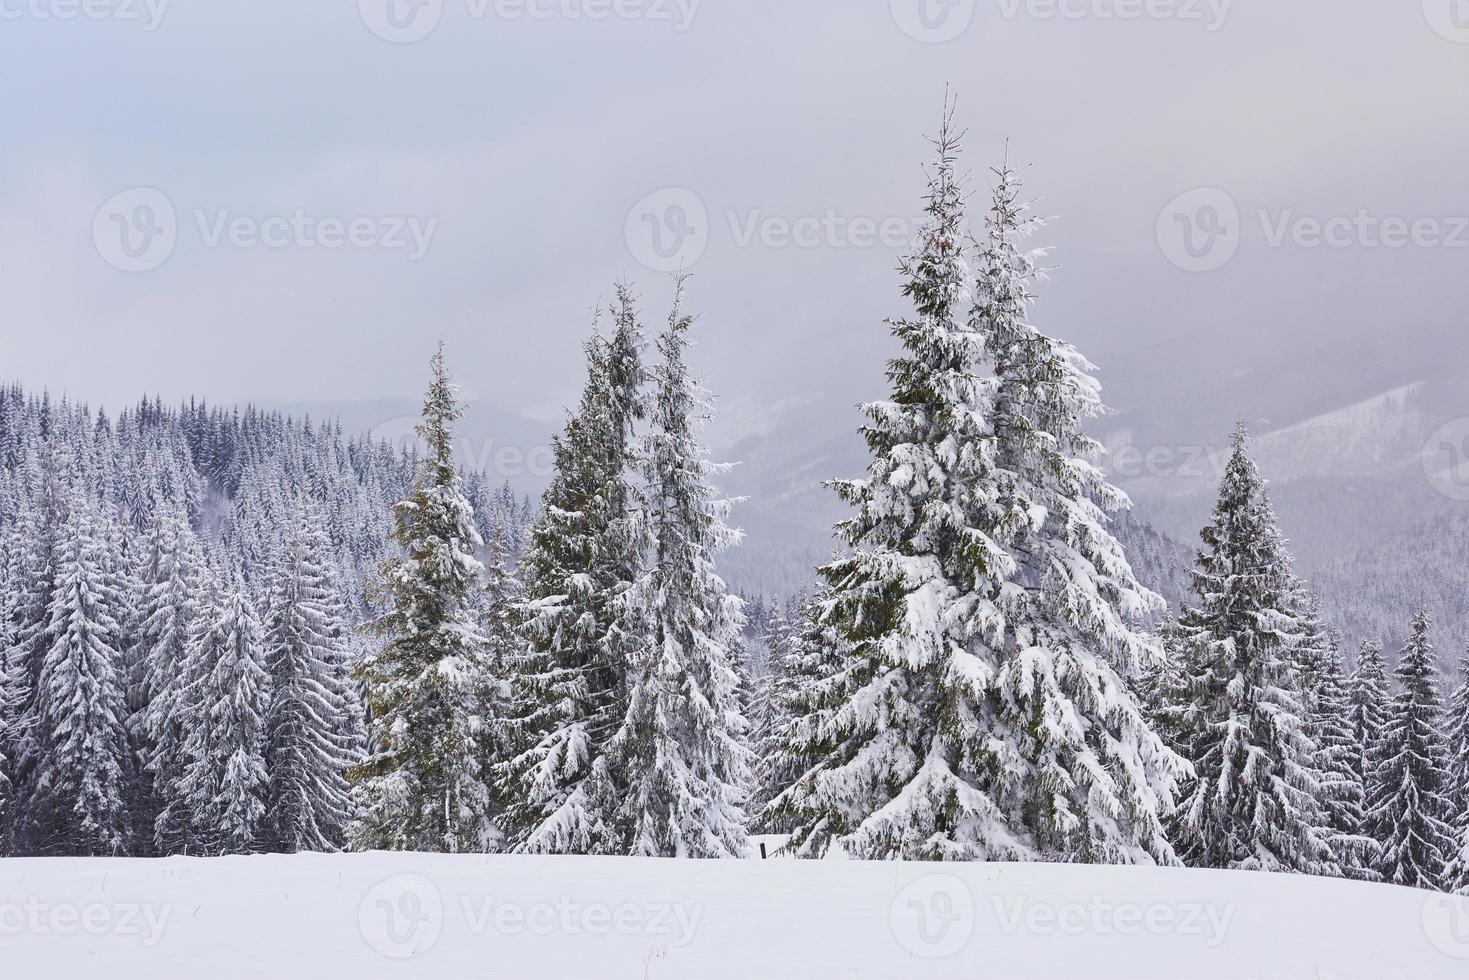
3, 853, 1464, 979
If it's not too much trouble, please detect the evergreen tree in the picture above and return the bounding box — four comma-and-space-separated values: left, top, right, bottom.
21, 492, 132, 855
1311, 642, 1378, 880
746, 595, 790, 818
1349, 639, 1394, 875
0, 598, 27, 850
1446, 648, 1469, 846
1369, 612, 1457, 891
130, 502, 203, 852
775, 115, 1184, 863
601, 284, 752, 858
1171, 427, 1338, 875
1447, 648, 1469, 894
761, 586, 852, 836
498, 288, 645, 854
350, 344, 498, 854
174, 576, 270, 855
262, 502, 359, 853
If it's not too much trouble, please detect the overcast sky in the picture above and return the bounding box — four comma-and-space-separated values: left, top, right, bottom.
3, 0, 1467, 434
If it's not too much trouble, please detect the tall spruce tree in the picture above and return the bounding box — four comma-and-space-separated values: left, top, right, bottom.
350, 344, 498, 854
130, 502, 203, 853
174, 576, 270, 855
1369, 612, 1457, 891
262, 501, 359, 853
601, 284, 752, 858
498, 288, 645, 854
762, 586, 851, 836
1171, 427, 1338, 876
1349, 638, 1394, 877
21, 491, 132, 855
1447, 648, 1469, 894
1312, 642, 1378, 880
0, 586, 26, 850
774, 114, 1184, 863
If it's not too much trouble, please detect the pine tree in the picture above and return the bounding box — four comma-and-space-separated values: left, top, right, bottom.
498, 288, 645, 854
601, 283, 752, 858
1312, 642, 1378, 880
174, 576, 270, 855
262, 501, 359, 853
746, 596, 790, 819
1171, 427, 1338, 876
775, 114, 1184, 863
1447, 648, 1469, 893
350, 344, 498, 854
130, 502, 203, 853
21, 491, 132, 855
1369, 612, 1457, 891
1349, 639, 1394, 877
0, 599, 26, 851
761, 587, 852, 836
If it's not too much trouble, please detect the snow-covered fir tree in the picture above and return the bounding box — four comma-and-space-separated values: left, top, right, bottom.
1368, 611, 1457, 892
0, 568, 27, 850
174, 575, 271, 855
1348, 638, 1394, 873
761, 586, 853, 835
1171, 426, 1338, 876
350, 344, 499, 854
601, 283, 752, 858
498, 288, 645, 855
774, 114, 1184, 863
1447, 649, 1469, 894
262, 501, 360, 853
130, 502, 204, 853
20, 490, 133, 856
746, 595, 791, 818
1446, 649, 1469, 846
1310, 641, 1378, 880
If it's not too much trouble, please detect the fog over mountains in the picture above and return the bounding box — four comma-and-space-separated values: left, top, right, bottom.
264, 316, 1469, 664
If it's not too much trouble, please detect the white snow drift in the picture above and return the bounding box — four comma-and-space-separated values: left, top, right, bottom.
1, 852, 1466, 979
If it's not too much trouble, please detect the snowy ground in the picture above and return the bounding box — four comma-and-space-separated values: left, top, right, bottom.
3, 845, 1466, 979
